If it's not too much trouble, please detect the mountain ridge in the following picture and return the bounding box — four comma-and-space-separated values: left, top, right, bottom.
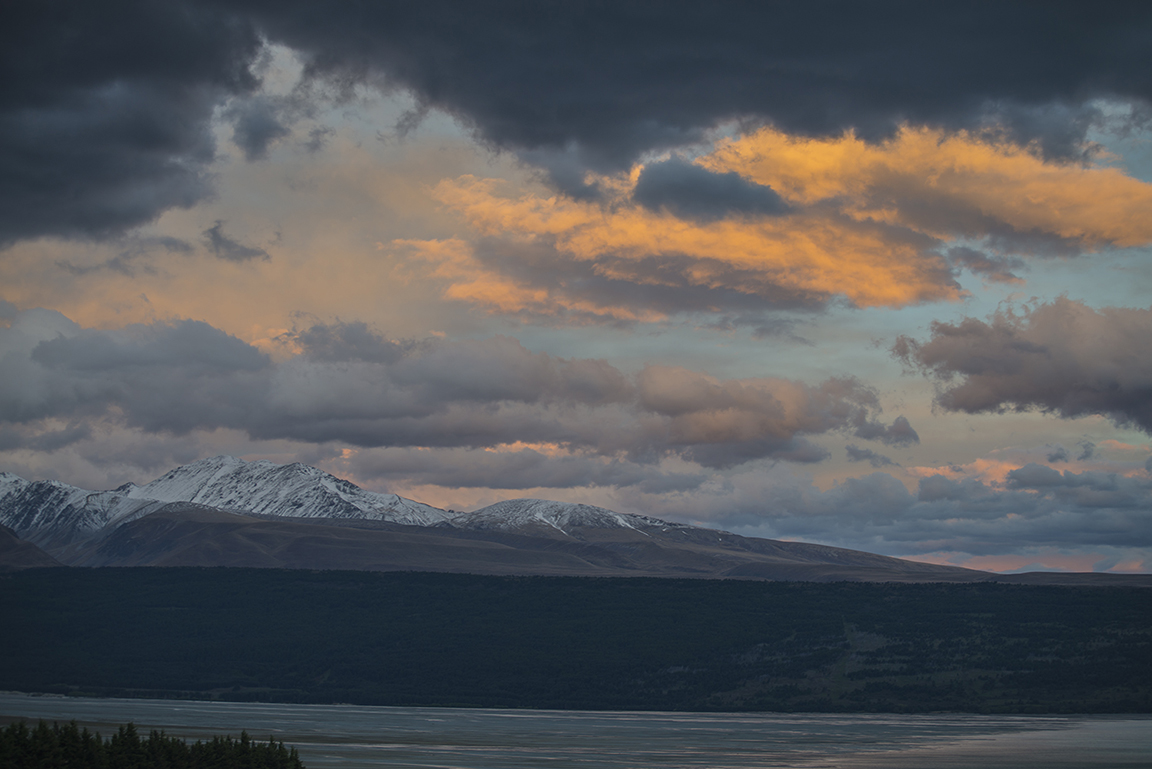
2, 456, 1147, 584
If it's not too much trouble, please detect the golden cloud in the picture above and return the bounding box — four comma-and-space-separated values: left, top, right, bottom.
406, 126, 1152, 319
704, 126, 1152, 247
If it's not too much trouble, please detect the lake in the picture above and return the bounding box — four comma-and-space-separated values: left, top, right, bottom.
1, 691, 1149, 768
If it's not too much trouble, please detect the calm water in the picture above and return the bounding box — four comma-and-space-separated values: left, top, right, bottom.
1, 692, 1149, 768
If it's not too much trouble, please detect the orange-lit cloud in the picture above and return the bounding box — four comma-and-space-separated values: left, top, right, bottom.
407, 126, 1152, 320
703, 126, 1152, 247
422, 174, 958, 316
1098, 439, 1152, 455
906, 457, 1022, 486
906, 439, 1152, 485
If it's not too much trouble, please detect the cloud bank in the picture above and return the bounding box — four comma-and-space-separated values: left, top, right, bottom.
3, 307, 1149, 568
607, 457, 1152, 570
0, 310, 912, 472
894, 298, 1152, 433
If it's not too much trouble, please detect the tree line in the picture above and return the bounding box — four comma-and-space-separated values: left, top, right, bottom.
0, 720, 305, 769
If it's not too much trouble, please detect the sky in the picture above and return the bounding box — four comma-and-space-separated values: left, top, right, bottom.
3, 1, 1152, 573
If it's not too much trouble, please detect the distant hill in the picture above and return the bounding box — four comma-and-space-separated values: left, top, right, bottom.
0, 524, 61, 571
2, 457, 1148, 585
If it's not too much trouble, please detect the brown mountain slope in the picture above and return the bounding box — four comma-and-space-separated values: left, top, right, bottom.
64, 503, 995, 582
0, 524, 63, 571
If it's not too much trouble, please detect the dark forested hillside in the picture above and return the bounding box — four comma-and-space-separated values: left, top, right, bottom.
3, 568, 1150, 713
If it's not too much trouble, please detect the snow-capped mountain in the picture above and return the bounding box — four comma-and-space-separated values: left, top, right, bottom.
0, 472, 170, 549
0, 456, 1003, 583
451, 498, 697, 538
0, 456, 452, 549
122, 455, 452, 526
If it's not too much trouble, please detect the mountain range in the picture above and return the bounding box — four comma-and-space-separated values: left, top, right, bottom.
1, 456, 1147, 584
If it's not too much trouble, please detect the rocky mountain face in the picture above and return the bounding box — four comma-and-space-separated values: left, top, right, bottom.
4, 456, 1139, 584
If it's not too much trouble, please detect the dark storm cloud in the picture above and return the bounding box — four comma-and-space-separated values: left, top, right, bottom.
202, 221, 270, 262
237, 1, 1152, 172
0, 1, 262, 244
893, 298, 1152, 433
2, 313, 914, 474
7, 1, 1151, 244
632, 158, 789, 222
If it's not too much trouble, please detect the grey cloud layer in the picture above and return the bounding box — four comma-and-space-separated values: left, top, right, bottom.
623, 462, 1152, 560
894, 298, 1152, 433
339, 447, 706, 495
5, 1, 1150, 242
1, 312, 912, 473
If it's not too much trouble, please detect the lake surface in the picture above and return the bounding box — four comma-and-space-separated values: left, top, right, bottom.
1, 692, 1149, 768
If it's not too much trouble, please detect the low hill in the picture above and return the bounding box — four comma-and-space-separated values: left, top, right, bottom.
0, 525, 61, 571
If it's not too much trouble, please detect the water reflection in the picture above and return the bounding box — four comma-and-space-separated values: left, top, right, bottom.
1, 692, 1148, 768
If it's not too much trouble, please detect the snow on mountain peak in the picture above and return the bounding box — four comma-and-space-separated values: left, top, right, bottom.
128, 455, 453, 525
452, 498, 692, 536
2, 457, 702, 551
0, 456, 454, 547
122, 453, 449, 524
